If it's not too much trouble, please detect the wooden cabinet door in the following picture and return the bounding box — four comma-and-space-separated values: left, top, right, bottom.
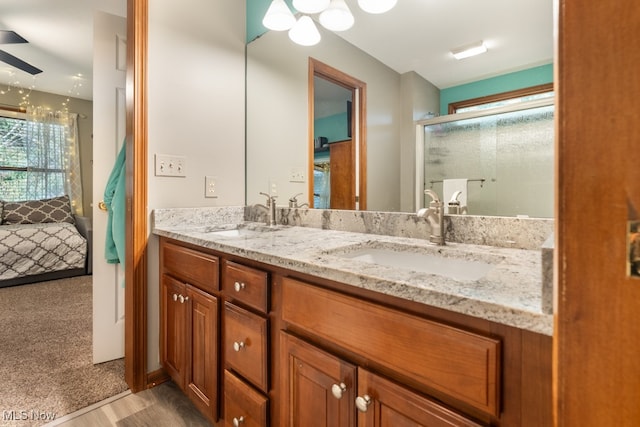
281, 332, 356, 427
161, 274, 187, 389
329, 140, 355, 209
186, 285, 219, 422
356, 368, 484, 427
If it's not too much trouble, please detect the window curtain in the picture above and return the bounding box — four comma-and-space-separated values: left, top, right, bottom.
25, 107, 84, 215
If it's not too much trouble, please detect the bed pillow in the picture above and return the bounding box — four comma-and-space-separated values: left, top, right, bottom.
2, 195, 75, 225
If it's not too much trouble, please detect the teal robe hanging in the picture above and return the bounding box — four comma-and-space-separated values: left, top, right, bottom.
104, 143, 126, 264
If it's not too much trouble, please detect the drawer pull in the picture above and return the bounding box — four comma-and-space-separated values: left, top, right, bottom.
234, 281, 246, 292
232, 416, 245, 426
172, 293, 178, 302
355, 395, 372, 413
233, 341, 246, 352
331, 382, 347, 399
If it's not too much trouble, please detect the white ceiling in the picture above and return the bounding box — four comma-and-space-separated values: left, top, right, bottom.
0, 0, 553, 102
0, 0, 125, 101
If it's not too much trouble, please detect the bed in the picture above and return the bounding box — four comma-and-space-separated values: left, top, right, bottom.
0, 196, 92, 288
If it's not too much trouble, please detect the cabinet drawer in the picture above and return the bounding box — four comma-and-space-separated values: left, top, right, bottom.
223, 261, 269, 313
281, 277, 501, 417
224, 302, 269, 391
162, 241, 219, 293
224, 370, 268, 427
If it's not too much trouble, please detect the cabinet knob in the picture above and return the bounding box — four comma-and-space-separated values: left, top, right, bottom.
233, 341, 245, 352
355, 395, 372, 413
331, 382, 347, 399
178, 294, 185, 304
234, 281, 245, 292
172, 293, 178, 302
232, 416, 244, 426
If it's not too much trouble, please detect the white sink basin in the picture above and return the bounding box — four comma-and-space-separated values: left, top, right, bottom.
203, 223, 277, 238
334, 243, 502, 281
207, 228, 257, 237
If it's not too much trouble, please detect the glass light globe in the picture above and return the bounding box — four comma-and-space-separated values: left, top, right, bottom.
358, 0, 397, 14
262, 0, 296, 31
288, 15, 321, 46
293, 0, 331, 14
319, 0, 354, 31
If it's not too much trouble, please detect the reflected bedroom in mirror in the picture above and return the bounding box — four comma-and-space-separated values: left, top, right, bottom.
246, 0, 554, 218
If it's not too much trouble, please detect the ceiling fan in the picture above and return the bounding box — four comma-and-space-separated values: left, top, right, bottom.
0, 30, 42, 75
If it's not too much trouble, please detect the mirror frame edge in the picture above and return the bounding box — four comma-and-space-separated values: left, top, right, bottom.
308, 57, 367, 210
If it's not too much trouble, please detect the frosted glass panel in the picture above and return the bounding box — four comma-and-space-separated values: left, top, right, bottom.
423, 104, 554, 217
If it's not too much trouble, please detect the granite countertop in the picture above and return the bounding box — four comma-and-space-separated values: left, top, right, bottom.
153, 219, 553, 336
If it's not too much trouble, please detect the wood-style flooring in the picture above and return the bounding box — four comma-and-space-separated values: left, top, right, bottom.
47, 382, 214, 427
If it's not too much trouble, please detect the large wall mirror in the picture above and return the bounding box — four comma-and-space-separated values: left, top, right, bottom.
246, 0, 554, 217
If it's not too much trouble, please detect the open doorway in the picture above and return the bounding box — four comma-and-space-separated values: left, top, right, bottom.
308, 58, 367, 210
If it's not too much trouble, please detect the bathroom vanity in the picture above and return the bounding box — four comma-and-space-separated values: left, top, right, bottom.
154, 207, 553, 427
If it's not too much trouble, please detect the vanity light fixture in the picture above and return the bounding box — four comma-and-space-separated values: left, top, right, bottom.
262, 0, 397, 46
451, 40, 488, 60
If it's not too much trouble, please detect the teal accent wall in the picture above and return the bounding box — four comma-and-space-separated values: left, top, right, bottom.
439, 63, 554, 115
247, 0, 294, 43
315, 113, 349, 143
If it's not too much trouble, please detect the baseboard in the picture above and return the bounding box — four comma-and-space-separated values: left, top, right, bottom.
146, 368, 170, 389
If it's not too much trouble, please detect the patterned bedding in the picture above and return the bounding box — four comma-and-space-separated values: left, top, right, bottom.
0, 222, 87, 281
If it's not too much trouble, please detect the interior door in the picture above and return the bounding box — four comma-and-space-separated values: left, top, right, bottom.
92, 11, 127, 364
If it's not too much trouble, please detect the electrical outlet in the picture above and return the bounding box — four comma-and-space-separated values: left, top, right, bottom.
155, 154, 186, 177
205, 176, 218, 198
289, 167, 305, 183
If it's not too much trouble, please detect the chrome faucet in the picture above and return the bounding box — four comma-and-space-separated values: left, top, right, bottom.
288, 193, 309, 208
258, 192, 278, 226
417, 189, 445, 245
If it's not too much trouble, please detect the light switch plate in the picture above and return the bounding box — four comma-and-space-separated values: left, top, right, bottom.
289, 167, 306, 183
155, 154, 186, 177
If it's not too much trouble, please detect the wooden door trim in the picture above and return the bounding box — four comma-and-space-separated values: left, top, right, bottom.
125, 0, 148, 393
555, 0, 640, 424
308, 58, 367, 210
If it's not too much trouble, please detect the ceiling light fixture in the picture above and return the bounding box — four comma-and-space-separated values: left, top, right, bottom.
319, 0, 355, 32
288, 15, 322, 46
262, 0, 396, 46
451, 41, 488, 60
262, 0, 296, 31
357, 0, 397, 14
293, 0, 330, 14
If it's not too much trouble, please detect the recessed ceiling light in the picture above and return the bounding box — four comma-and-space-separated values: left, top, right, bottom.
451, 41, 488, 60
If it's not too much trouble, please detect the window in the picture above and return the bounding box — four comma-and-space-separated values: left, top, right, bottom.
0, 114, 68, 201
448, 83, 554, 114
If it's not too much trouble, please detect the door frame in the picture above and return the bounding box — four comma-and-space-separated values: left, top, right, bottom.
308, 58, 367, 210
124, 0, 148, 393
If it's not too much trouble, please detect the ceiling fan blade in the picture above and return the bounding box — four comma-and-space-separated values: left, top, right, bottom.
0, 30, 28, 44
0, 49, 42, 75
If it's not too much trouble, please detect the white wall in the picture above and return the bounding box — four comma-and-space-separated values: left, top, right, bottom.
247, 27, 405, 212
146, 0, 246, 371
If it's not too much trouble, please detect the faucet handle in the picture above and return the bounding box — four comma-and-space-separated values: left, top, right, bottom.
424, 189, 441, 203
289, 193, 303, 208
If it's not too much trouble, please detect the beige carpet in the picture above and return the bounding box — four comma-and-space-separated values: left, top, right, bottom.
0, 276, 128, 427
